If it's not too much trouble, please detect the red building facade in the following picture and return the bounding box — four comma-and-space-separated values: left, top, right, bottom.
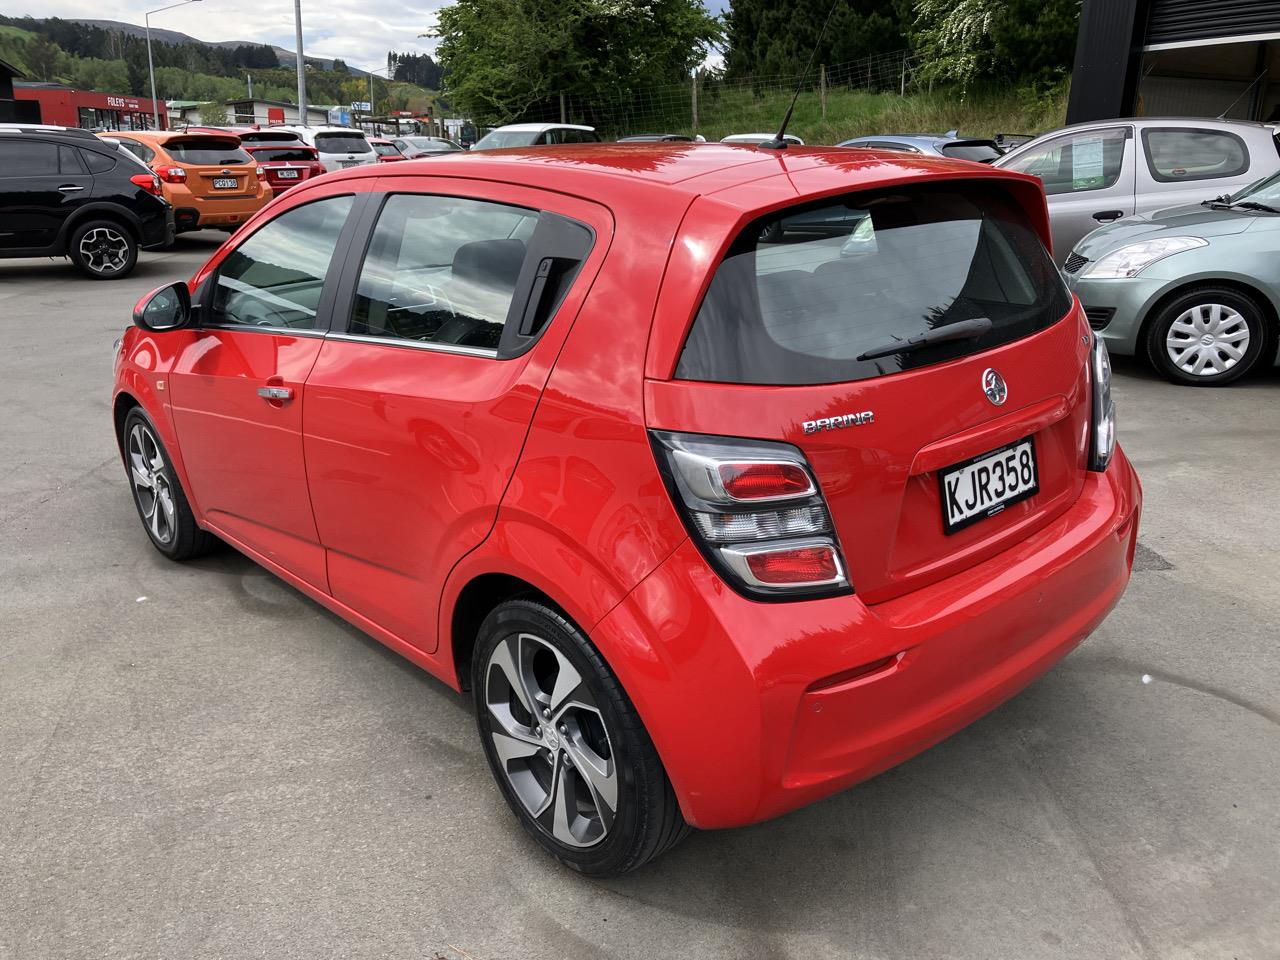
14, 84, 166, 131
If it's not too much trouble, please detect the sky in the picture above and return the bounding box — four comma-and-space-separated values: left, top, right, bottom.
7, 0, 730, 75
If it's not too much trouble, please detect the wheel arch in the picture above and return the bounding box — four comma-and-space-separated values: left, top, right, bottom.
1136, 276, 1280, 365
59, 202, 143, 248
449, 573, 570, 691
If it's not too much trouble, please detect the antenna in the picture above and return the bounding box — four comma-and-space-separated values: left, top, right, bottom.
761, 0, 843, 150
1217, 69, 1267, 120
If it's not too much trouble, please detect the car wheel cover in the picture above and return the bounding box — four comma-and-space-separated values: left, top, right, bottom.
1166, 302, 1251, 377
484, 631, 618, 848
79, 227, 129, 274
128, 422, 176, 545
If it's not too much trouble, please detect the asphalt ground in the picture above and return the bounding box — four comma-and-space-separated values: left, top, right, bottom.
2, 233, 1278, 959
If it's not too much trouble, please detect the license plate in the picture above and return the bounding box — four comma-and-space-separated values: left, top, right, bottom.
213, 177, 238, 189
339, 160, 361, 168
939, 437, 1039, 534
276, 169, 300, 179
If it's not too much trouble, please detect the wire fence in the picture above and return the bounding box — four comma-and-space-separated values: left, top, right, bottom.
502, 48, 922, 138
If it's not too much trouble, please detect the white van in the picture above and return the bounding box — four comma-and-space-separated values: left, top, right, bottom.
271, 126, 377, 172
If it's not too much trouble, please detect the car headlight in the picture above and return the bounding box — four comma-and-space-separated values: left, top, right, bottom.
1081, 236, 1207, 279
1089, 335, 1115, 472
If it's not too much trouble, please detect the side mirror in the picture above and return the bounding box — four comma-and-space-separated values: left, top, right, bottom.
133, 281, 191, 332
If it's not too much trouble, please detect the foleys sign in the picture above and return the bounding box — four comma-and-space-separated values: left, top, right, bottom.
106, 96, 142, 110
803, 411, 874, 434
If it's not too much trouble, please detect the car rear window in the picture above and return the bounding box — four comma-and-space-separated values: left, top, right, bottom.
676, 183, 1071, 386
252, 147, 314, 162
1142, 128, 1249, 183
941, 141, 1003, 163
314, 132, 370, 154
372, 142, 401, 156
165, 138, 252, 165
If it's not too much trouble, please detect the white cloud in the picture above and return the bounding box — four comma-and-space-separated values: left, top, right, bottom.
8, 0, 443, 72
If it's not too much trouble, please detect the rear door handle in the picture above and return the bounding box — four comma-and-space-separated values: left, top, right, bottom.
1092, 209, 1124, 222
58, 185, 85, 193
257, 385, 294, 401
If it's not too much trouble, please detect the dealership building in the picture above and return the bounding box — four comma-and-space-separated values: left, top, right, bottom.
12, 80, 165, 130
1070, 0, 1280, 123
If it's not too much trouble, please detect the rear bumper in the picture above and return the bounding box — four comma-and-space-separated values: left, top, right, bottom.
138, 208, 174, 250
593, 448, 1141, 829
167, 184, 273, 232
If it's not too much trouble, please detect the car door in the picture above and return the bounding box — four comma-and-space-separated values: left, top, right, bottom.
0, 139, 93, 252
301, 177, 610, 653
1000, 126, 1135, 262
166, 190, 361, 589
1135, 126, 1256, 217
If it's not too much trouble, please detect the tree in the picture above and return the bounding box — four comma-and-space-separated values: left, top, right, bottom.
435, 0, 722, 124
25, 36, 64, 81
724, 0, 914, 79
912, 0, 1079, 87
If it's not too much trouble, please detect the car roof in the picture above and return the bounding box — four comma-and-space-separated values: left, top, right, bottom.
313, 142, 1042, 210
489, 122, 596, 133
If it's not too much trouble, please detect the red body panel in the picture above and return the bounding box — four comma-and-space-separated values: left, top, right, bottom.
112, 144, 1142, 830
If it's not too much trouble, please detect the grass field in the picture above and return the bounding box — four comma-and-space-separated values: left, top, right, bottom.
595, 82, 1070, 145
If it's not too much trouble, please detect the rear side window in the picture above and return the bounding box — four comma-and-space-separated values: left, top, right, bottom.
1142, 128, 1248, 183
676, 184, 1071, 386
165, 139, 252, 165
252, 147, 314, 162
314, 132, 370, 154
58, 146, 87, 174
941, 142, 1003, 163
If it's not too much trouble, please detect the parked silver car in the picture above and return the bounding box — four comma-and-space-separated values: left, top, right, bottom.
996, 118, 1280, 263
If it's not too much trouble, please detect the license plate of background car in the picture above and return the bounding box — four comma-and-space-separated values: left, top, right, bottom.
212, 178, 238, 189
277, 169, 300, 179
340, 160, 360, 168
938, 436, 1039, 534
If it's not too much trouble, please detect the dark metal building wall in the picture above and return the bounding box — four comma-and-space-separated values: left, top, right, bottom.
1066, 0, 1152, 124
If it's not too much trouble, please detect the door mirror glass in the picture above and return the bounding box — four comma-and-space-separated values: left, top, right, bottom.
133, 282, 191, 331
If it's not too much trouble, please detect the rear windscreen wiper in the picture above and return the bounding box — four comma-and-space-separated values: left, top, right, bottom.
857, 316, 993, 362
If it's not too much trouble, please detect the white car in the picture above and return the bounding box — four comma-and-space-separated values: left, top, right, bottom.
472, 123, 601, 150
269, 125, 377, 172
721, 132, 805, 146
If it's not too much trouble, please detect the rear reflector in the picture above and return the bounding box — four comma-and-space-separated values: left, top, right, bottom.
718, 461, 814, 501
744, 545, 839, 584
807, 654, 901, 692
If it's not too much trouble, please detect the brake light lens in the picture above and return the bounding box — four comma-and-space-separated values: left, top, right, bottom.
157, 166, 186, 183
1088, 334, 1116, 471
651, 430, 851, 599
129, 173, 161, 195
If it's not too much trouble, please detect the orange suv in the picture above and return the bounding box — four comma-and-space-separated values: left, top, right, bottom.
102, 131, 272, 234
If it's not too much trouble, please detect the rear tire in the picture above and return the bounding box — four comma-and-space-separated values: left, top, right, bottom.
68, 219, 138, 280
1145, 286, 1273, 386
121, 408, 215, 560
472, 599, 690, 876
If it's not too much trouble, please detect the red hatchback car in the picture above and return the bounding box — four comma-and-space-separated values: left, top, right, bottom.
240, 141, 326, 193
113, 143, 1141, 875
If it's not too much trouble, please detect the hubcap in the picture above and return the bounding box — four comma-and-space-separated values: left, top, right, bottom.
79, 227, 129, 274
484, 632, 617, 848
1166, 303, 1250, 377
127, 423, 176, 545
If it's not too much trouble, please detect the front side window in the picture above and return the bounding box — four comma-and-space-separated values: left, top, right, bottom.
209, 195, 353, 329
1004, 127, 1127, 195
677, 184, 1071, 386
1142, 128, 1249, 183
348, 194, 542, 350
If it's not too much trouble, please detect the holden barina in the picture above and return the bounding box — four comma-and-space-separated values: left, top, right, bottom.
112, 143, 1142, 876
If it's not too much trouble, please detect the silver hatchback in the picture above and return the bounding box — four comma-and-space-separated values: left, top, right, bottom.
996, 118, 1280, 264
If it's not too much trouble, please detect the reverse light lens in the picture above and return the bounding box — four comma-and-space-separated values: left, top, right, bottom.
1081, 236, 1207, 279
1089, 335, 1116, 471
690, 503, 829, 542
718, 461, 814, 501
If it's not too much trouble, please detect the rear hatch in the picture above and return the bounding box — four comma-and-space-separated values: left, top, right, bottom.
247, 145, 321, 186
314, 131, 374, 168
164, 136, 259, 198
647, 179, 1092, 604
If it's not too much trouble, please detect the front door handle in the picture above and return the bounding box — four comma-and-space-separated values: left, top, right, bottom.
1092, 209, 1124, 222
58, 184, 85, 193
257, 385, 294, 401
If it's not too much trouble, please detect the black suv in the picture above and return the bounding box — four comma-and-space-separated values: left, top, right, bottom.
0, 125, 174, 279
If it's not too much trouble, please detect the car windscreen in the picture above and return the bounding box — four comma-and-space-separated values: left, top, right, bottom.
941, 141, 1003, 163
314, 132, 370, 154
252, 147, 314, 162
165, 139, 252, 165
676, 183, 1071, 386
473, 130, 539, 149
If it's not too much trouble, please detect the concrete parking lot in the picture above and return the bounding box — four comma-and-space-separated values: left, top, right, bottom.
1, 234, 1278, 960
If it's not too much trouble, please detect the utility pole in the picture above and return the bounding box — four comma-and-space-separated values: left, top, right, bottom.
691, 71, 698, 133
145, 0, 203, 130
559, 91, 566, 125
293, 0, 307, 125
247, 73, 253, 98
819, 65, 827, 120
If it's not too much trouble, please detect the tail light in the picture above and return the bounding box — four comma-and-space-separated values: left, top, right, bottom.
157, 166, 186, 183
130, 173, 161, 195
1088, 334, 1116, 471
309, 161, 325, 177
256, 166, 266, 179
651, 431, 851, 599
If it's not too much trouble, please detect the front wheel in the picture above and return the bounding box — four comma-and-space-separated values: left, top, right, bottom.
472, 599, 689, 875
1145, 286, 1273, 386
69, 220, 138, 279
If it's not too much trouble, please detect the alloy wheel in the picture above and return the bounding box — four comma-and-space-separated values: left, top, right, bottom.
127, 423, 176, 545
483, 631, 618, 848
1166, 302, 1251, 377
79, 227, 130, 275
